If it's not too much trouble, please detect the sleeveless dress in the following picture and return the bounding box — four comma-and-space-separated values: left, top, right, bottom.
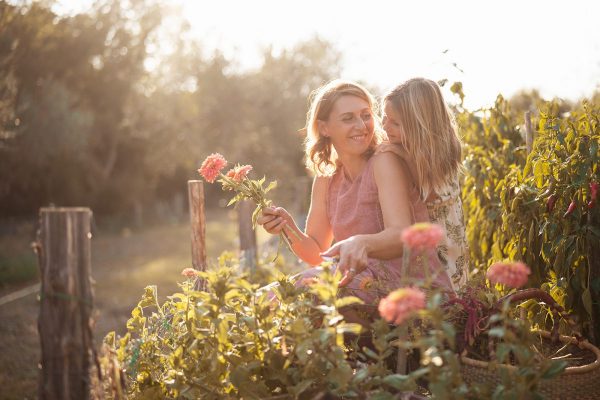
376, 143, 469, 290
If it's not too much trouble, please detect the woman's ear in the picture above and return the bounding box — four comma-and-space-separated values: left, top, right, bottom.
317, 120, 329, 138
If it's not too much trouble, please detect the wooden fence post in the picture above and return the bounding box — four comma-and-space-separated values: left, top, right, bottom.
238, 200, 257, 272
36, 207, 95, 400
525, 111, 534, 155
188, 180, 207, 290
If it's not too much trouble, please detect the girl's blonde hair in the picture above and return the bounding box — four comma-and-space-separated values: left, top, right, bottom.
384, 78, 462, 199
304, 79, 383, 176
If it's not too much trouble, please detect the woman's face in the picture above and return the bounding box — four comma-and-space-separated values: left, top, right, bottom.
320, 95, 374, 158
382, 102, 405, 144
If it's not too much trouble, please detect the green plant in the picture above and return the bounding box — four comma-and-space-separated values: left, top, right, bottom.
457, 84, 600, 342
98, 252, 578, 399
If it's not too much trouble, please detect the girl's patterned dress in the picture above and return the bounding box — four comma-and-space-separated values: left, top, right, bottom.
377, 143, 470, 291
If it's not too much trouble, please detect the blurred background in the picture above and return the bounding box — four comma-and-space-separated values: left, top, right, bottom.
1, 0, 599, 227
0, 0, 599, 397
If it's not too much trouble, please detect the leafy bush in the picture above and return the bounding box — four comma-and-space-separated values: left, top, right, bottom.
98, 254, 570, 399
457, 86, 600, 341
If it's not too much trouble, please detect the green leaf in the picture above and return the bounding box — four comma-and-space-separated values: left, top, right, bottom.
495, 343, 510, 362
217, 318, 229, 344
488, 327, 505, 338
314, 304, 335, 314
336, 323, 363, 335
362, 347, 379, 360
229, 365, 250, 388
138, 285, 158, 308
264, 180, 277, 194
353, 367, 370, 383
226, 194, 240, 206
327, 362, 353, 389
335, 296, 363, 308
290, 379, 314, 397
382, 374, 410, 390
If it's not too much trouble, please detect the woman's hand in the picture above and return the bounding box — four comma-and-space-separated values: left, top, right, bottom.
321, 235, 369, 287
256, 206, 294, 235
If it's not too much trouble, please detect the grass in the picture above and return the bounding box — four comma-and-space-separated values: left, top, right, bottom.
0, 253, 38, 288
0, 222, 39, 293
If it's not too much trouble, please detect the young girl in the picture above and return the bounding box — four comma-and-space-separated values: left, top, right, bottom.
322, 77, 469, 291
258, 79, 453, 312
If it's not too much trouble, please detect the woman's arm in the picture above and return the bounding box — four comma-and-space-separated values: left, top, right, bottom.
324, 152, 413, 285
257, 176, 333, 266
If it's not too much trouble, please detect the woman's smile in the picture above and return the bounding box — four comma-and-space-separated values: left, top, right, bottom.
350, 133, 368, 142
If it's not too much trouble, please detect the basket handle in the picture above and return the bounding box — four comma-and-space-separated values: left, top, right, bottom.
495, 288, 584, 343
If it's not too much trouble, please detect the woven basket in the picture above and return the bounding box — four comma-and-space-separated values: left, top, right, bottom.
459, 289, 600, 400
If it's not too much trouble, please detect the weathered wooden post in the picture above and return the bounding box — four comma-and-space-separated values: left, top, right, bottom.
188, 180, 207, 290
525, 111, 534, 155
35, 207, 95, 400
238, 200, 257, 272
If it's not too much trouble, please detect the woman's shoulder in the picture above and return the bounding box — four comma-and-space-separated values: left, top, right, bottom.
313, 174, 333, 187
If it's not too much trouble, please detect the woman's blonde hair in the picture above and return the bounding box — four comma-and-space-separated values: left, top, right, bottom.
304, 79, 383, 176
384, 77, 462, 199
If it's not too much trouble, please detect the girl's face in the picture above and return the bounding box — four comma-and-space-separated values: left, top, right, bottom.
382, 102, 405, 144
319, 95, 374, 158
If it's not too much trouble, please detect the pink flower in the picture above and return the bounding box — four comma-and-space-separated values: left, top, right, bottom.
378, 287, 426, 325
198, 153, 228, 183
401, 223, 445, 252
226, 164, 253, 183
181, 267, 198, 278
486, 261, 531, 288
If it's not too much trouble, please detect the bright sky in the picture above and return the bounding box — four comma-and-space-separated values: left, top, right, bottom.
50, 0, 600, 109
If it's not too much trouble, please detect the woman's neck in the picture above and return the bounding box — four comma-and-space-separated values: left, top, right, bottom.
338, 153, 368, 181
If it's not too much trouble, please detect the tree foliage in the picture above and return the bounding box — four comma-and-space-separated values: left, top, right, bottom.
0, 1, 340, 220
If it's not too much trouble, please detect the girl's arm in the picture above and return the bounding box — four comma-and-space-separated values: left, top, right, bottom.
326, 152, 412, 285
257, 176, 333, 266
367, 150, 413, 258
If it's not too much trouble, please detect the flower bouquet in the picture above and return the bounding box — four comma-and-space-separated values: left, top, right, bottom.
197, 153, 300, 256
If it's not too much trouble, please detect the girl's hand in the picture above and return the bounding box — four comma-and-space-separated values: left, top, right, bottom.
321, 235, 369, 287
256, 206, 293, 235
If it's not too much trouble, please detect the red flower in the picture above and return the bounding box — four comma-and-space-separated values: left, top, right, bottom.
401, 223, 445, 252
378, 287, 426, 325
486, 261, 531, 288
226, 164, 253, 183
198, 153, 228, 183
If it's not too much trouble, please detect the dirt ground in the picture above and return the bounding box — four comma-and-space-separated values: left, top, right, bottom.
0, 211, 243, 399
